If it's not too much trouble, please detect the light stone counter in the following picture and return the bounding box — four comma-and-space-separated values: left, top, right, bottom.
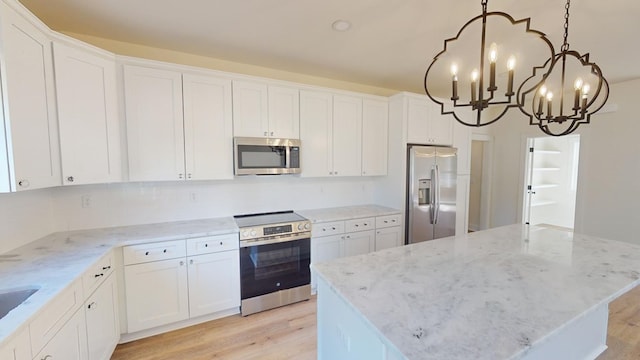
297, 204, 400, 223
313, 224, 640, 359
0, 217, 238, 347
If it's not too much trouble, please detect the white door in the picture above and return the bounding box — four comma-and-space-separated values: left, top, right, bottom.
232, 80, 268, 137
362, 99, 388, 176
300, 90, 333, 177
268, 85, 299, 139
375, 227, 402, 251
522, 135, 580, 229
427, 101, 453, 146
124, 65, 185, 181
183, 74, 233, 180
124, 258, 189, 332
34, 309, 88, 360
311, 234, 343, 291
406, 97, 430, 144
53, 42, 121, 186
343, 230, 375, 257
187, 250, 240, 318
85, 274, 119, 360
0, 3, 61, 191
332, 95, 362, 176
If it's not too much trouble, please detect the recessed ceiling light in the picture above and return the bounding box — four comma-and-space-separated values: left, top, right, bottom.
332, 20, 351, 32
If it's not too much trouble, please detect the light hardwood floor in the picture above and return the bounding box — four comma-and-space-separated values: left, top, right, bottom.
111, 286, 640, 359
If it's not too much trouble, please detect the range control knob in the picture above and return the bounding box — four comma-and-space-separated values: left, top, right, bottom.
297, 223, 304, 231
304, 223, 311, 230
250, 230, 257, 237
242, 231, 249, 238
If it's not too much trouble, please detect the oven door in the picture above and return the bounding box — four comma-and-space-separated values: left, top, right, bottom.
240, 237, 310, 300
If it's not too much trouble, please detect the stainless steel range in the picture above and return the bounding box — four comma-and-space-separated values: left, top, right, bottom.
234, 211, 311, 316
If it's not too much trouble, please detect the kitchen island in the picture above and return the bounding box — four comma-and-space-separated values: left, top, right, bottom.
312, 224, 640, 360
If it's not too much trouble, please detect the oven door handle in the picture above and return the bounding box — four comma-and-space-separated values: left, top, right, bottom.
240, 232, 311, 248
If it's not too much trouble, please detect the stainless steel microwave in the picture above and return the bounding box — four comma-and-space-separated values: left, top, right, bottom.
234, 137, 301, 175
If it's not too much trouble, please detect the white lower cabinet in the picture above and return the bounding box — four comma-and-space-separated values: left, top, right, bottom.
187, 249, 240, 318
85, 273, 119, 360
124, 257, 189, 333
0, 328, 31, 360
122, 234, 240, 334
34, 308, 88, 360
343, 230, 375, 257
375, 227, 403, 251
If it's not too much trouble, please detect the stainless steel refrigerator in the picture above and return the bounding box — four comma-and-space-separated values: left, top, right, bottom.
406, 145, 457, 244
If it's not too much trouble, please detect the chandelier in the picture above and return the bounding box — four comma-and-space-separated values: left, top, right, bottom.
424, 0, 609, 136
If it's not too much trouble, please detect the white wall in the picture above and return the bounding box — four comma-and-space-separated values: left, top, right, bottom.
51, 177, 376, 231
0, 189, 55, 254
488, 78, 640, 244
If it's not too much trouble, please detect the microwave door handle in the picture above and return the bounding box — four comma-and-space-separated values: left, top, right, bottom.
285, 144, 290, 169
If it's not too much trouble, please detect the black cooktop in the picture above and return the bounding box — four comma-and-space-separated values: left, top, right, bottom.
233, 211, 307, 228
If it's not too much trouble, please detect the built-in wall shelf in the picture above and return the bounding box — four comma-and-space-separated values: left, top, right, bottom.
532, 183, 560, 189
533, 167, 560, 171
531, 199, 557, 207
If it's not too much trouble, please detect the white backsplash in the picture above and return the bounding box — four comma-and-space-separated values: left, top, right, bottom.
51, 176, 377, 231
0, 188, 56, 254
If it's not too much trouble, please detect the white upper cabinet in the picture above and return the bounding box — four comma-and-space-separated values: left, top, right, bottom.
53, 41, 121, 186
406, 96, 453, 146
124, 65, 185, 182
183, 74, 233, 180
300, 90, 333, 177
362, 98, 389, 176
232, 80, 299, 139
332, 95, 362, 177
0, 2, 61, 192
123, 64, 233, 182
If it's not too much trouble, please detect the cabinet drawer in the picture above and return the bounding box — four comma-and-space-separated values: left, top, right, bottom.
311, 221, 344, 238
376, 214, 401, 229
30, 278, 84, 355
82, 250, 114, 297
345, 217, 375, 233
123, 239, 186, 265
186, 233, 239, 256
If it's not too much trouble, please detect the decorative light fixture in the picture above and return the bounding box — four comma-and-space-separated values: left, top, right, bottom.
424, 0, 609, 137
517, 0, 609, 136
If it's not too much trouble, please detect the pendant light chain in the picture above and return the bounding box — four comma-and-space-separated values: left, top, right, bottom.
481, 0, 487, 13
561, 0, 571, 51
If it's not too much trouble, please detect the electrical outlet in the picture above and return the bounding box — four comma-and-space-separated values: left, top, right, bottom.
81, 195, 91, 208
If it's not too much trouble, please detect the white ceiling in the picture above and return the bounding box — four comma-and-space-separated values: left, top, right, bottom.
18, 0, 640, 93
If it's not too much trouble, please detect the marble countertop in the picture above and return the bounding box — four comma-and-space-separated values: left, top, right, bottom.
296, 204, 400, 223
312, 224, 640, 360
0, 217, 238, 347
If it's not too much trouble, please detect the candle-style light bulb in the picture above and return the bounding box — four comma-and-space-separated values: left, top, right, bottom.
546, 91, 553, 119
488, 43, 497, 91
581, 83, 590, 113
506, 56, 516, 96
572, 78, 583, 111
451, 63, 459, 101
470, 69, 478, 105
489, 43, 498, 63
582, 83, 590, 96
537, 85, 547, 116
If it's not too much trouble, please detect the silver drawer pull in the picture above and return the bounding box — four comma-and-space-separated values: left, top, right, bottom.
102, 266, 111, 270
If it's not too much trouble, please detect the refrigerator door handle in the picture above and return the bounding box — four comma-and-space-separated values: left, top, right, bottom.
429, 167, 436, 224
433, 165, 440, 224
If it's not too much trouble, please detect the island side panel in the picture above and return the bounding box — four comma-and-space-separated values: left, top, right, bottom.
316, 276, 405, 360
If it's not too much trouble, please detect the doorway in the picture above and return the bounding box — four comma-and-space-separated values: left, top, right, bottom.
522, 135, 580, 229
468, 134, 492, 232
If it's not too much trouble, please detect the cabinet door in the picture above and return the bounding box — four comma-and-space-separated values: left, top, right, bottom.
332, 95, 362, 177
343, 230, 375, 257
232, 80, 268, 137
0, 328, 31, 360
268, 85, 299, 139
428, 101, 453, 146
85, 274, 119, 360
124, 258, 189, 332
406, 97, 430, 144
375, 226, 402, 251
34, 309, 88, 360
187, 250, 240, 318
183, 74, 233, 180
0, 3, 61, 192
300, 90, 333, 177
123, 65, 185, 182
311, 234, 344, 291
362, 99, 388, 176
53, 42, 121, 186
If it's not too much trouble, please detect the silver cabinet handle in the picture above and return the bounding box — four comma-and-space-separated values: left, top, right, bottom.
190, 259, 194, 265
42, 355, 53, 360
270, 131, 274, 136
219, 241, 223, 245
264, 131, 268, 136
94, 273, 104, 278
87, 301, 96, 309
67, 176, 74, 182
18, 180, 29, 187
179, 260, 184, 266
178, 173, 184, 179
102, 265, 111, 270
187, 173, 192, 179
